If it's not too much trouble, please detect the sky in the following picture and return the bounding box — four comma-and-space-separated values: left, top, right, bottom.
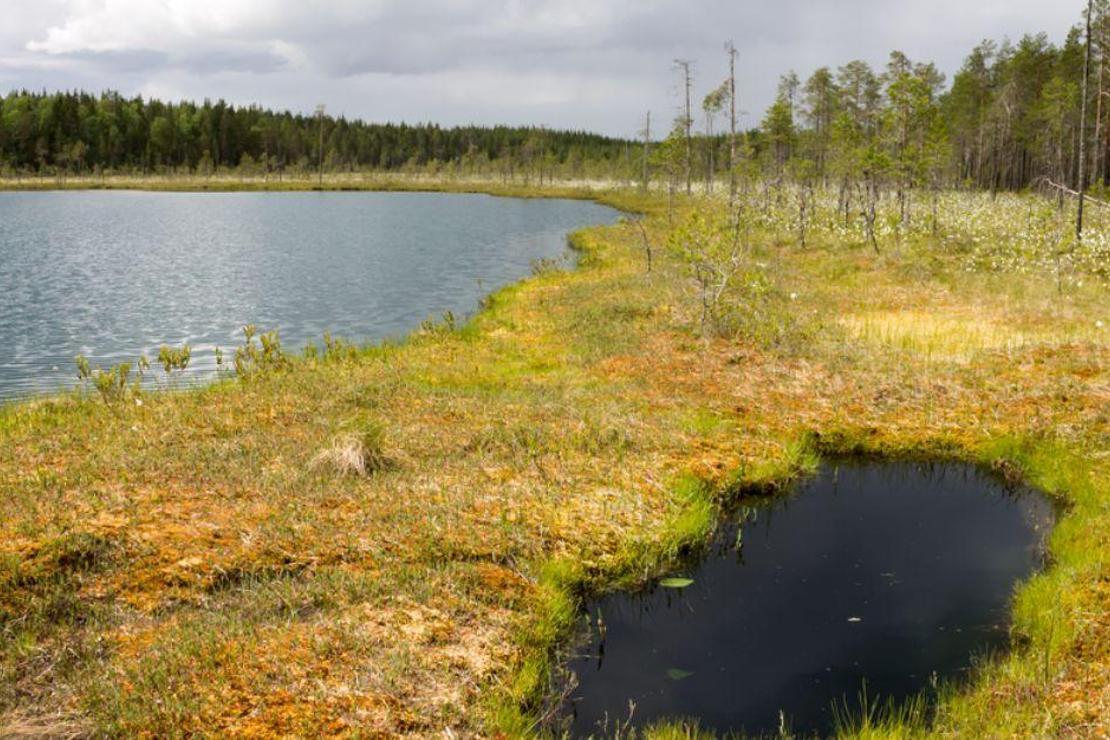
0, 0, 1089, 138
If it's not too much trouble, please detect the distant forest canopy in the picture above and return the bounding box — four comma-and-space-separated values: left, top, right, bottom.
0, 2, 1106, 191
0, 91, 637, 180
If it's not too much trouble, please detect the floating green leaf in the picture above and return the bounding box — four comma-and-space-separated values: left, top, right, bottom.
660, 577, 694, 589
666, 668, 695, 681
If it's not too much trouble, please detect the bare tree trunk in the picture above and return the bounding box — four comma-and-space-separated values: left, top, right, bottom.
704, 113, 714, 195
858, 176, 880, 253
641, 111, 651, 192
975, 117, 985, 187
674, 59, 694, 196
668, 178, 676, 225
727, 41, 739, 207
932, 180, 940, 236
1079, 0, 1094, 240
315, 104, 326, 188
840, 178, 851, 226
797, 181, 812, 248
1094, 38, 1105, 185
539, 126, 547, 187
632, 218, 653, 273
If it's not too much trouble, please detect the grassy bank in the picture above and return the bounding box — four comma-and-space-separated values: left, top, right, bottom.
0, 182, 1106, 737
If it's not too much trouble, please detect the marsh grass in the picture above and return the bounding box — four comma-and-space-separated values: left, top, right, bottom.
0, 183, 1105, 737
840, 310, 1105, 363
641, 719, 720, 740
831, 686, 930, 739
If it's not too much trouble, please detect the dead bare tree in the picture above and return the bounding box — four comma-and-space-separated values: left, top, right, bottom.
726, 41, 739, 207
797, 179, 815, 248
857, 175, 880, 253
627, 217, 654, 273
674, 59, 695, 195
1094, 19, 1106, 185
1079, 0, 1095, 239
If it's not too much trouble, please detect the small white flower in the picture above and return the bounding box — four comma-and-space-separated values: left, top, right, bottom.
1097, 320, 1105, 329
135, 398, 143, 406
790, 292, 798, 301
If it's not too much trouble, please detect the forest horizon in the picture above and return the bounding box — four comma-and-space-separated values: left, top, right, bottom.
0, 5, 1106, 196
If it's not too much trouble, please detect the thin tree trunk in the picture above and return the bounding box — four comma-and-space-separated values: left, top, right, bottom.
1079, 0, 1094, 240
1094, 39, 1104, 185
675, 59, 694, 196
705, 114, 714, 195
727, 41, 738, 207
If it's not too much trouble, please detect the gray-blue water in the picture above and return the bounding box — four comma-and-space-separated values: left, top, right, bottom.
0, 191, 618, 401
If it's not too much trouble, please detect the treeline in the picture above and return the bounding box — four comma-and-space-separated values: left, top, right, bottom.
660, 2, 1110, 200
0, 90, 635, 180
6, 4, 1108, 195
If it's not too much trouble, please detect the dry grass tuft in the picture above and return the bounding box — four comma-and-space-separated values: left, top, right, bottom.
0, 712, 90, 739
311, 425, 390, 477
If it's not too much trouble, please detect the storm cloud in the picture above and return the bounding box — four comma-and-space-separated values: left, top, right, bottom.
0, 0, 1087, 136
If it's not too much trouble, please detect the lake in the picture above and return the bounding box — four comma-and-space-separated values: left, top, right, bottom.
0, 191, 618, 400
567, 460, 1056, 737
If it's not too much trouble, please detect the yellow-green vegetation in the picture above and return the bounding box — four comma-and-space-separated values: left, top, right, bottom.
0, 182, 1106, 738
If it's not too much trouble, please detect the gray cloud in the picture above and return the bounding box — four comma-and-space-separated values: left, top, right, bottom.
0, 0, 1089, 137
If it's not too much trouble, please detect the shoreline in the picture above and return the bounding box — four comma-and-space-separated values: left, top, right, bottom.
0, 181, 630, 408
0, 173, 625, 201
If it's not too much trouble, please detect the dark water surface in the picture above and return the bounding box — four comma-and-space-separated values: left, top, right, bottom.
0, 190, 618, 400
568, 461, 1055, 737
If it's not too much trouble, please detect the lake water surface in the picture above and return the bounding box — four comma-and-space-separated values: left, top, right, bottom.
0, 191, 617, 400
567, 461, 1055, 737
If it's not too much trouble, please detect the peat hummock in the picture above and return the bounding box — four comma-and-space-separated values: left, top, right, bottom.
566, 460, 1056, 737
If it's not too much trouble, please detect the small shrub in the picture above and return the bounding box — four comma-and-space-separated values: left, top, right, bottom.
666, 205, 818, 348
667, 207, 747, 334
233, 325, 290, 379
76, 355, 141, 404
157, 344, 191, 374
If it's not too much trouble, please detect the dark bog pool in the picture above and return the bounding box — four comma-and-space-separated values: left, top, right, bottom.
566, 461, 1055, 737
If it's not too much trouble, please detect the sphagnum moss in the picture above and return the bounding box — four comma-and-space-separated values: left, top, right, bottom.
0, 183, 1105, 738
